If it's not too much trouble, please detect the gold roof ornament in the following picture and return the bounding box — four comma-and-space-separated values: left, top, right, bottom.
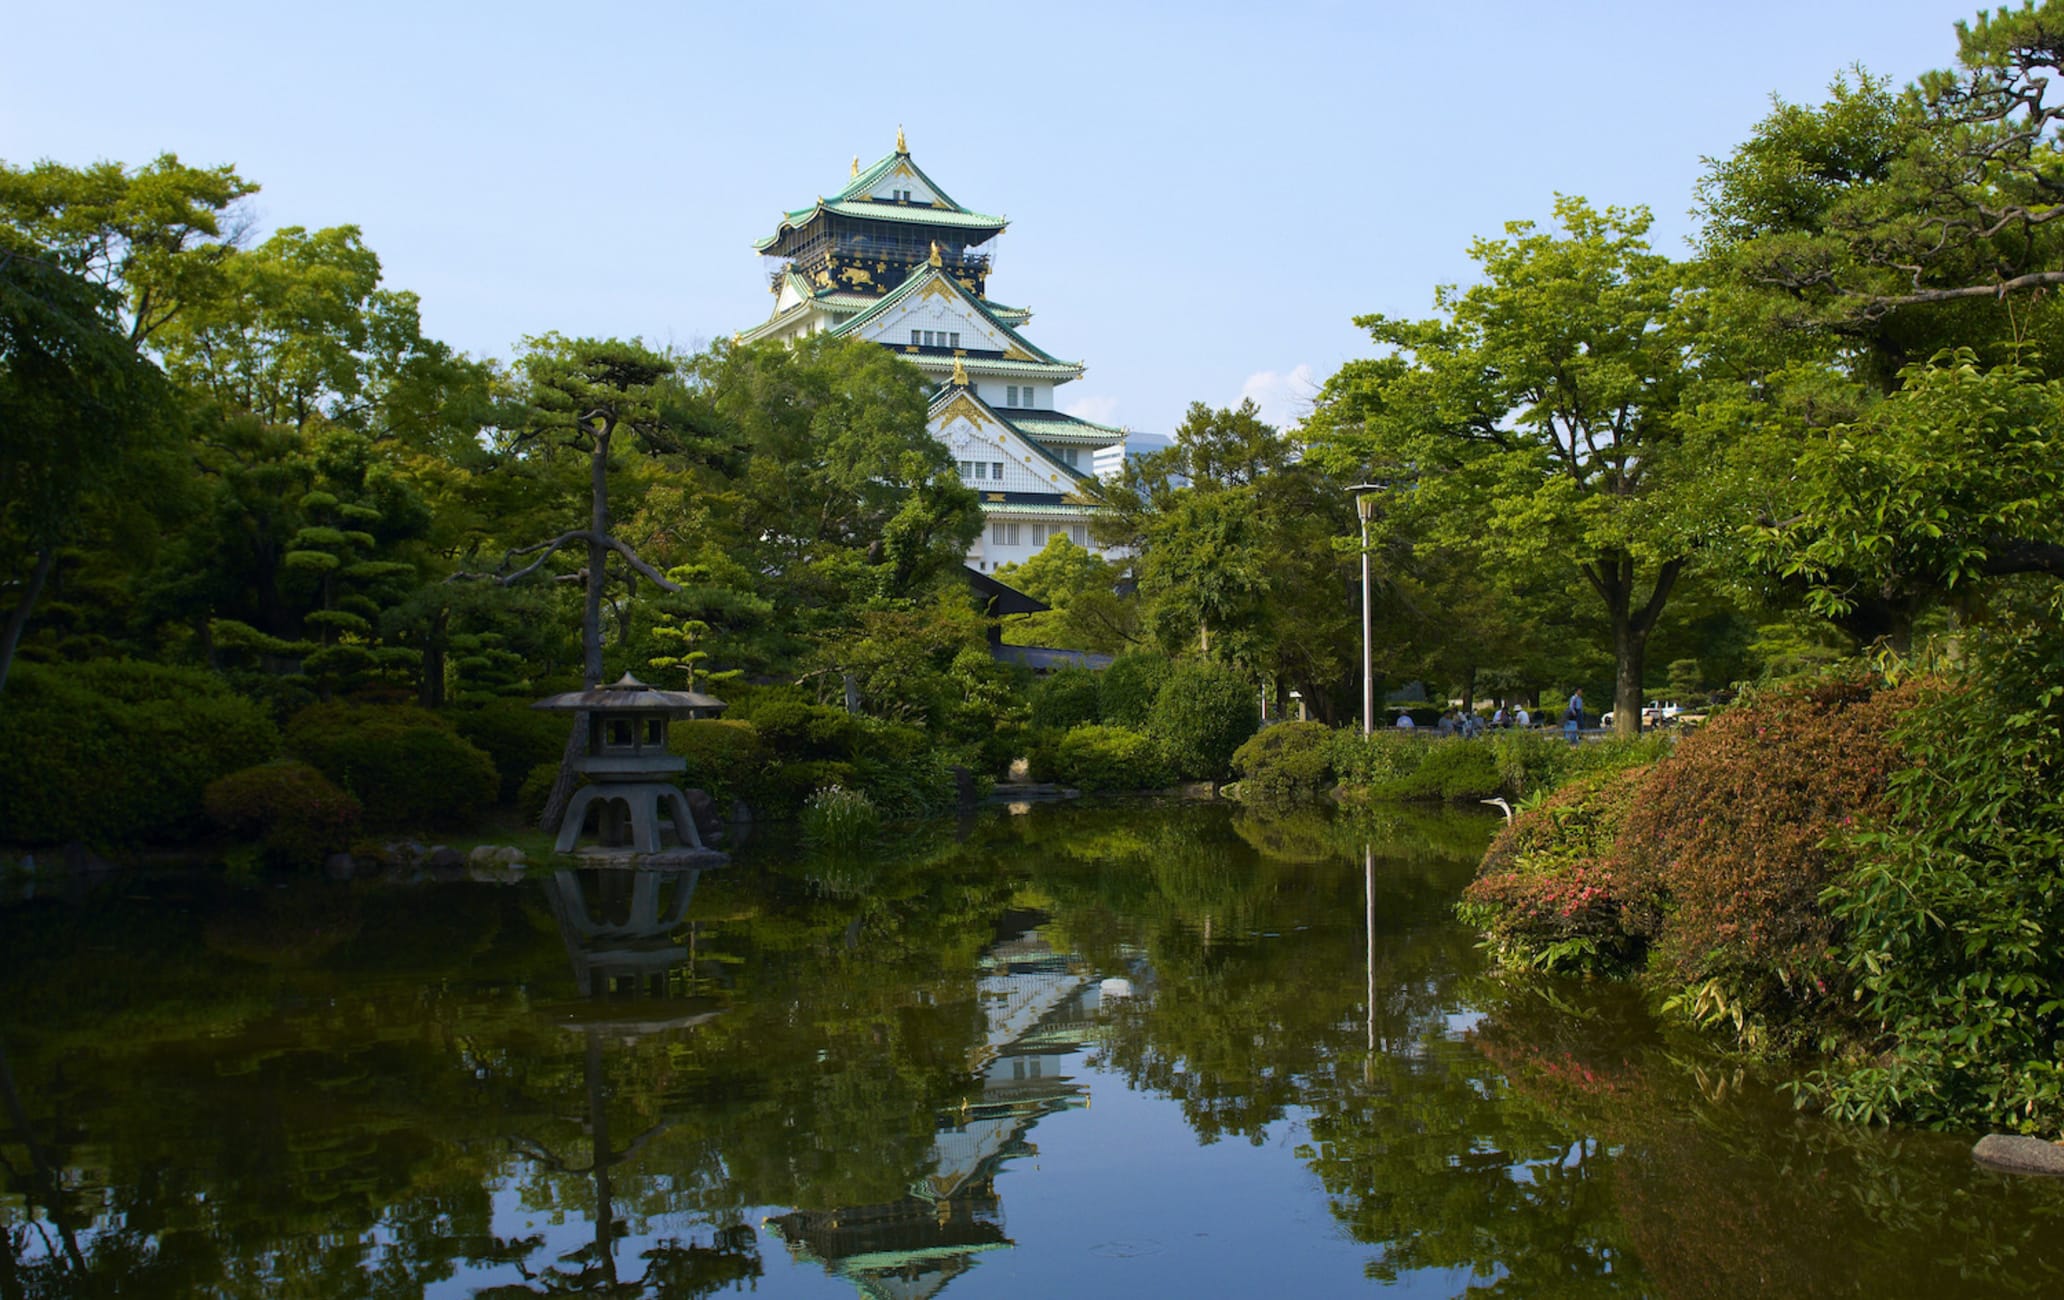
850, 155, 860, 178
928, 239, 943, 267
951, 355, 969, 386
896, 124, 907, 153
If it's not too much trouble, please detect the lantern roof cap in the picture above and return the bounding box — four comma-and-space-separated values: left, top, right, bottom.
531, 674, 728, 715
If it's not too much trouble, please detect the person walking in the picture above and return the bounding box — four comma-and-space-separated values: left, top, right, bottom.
1563, 690, 1584, 746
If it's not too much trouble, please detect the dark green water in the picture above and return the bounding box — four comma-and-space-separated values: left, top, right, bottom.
3, 801, 2061, 1298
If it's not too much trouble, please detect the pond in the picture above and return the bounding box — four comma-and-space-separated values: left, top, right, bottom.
3, 801, 2062, 1297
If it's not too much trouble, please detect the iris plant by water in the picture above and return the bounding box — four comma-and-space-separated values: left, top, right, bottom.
3, 802, 2061, 1296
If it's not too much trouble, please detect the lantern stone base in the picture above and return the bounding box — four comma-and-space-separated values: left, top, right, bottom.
555, 782, 708, 856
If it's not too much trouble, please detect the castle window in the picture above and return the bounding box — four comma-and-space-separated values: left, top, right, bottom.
992, 461, 1005, 479
911, 329, 921, 345
972, 462, 986, 480
1061, 447, 1079, 467
1006, 386, 1019, 407
949, 332, 961, 349
1022, 386, 1038, 408
991, 522, 1021, 546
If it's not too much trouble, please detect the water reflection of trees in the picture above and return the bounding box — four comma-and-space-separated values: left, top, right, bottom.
5, 806, 2064, 1297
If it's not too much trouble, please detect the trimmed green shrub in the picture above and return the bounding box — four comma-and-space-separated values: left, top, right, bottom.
1231, 721, 1335, 805
1029, 667, 1102, 731
0, 660, 280, 845
800, 785, 881, 851
1028, 725, 1173, 792
449, 699, 570, 803
667, 719, 766, 808
1487, 728, 1671, 800
204, 761, 362, 866
1459, 767, 1651, 974
284, 702, 498, 827
517, 760, 568, 826
1386, 739, 1501, 800
748, 700, 861, 762
1098, 652, 1172, 728
1329, 729, 1428, 790
1146, 658, 1259, 782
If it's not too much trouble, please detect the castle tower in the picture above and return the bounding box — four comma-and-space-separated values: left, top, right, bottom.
744, 130, 1130, 571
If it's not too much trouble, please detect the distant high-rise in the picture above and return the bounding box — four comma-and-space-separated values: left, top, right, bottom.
744, 130, 1126, 570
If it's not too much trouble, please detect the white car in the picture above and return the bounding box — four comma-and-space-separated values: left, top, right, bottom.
1600, 701, 1683, 728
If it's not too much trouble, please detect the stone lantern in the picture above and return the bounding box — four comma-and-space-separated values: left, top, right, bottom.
532, 673, 727, 857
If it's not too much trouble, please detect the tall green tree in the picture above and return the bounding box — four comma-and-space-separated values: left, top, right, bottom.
0, 239, 174, 699
1306, 198, 1697, 733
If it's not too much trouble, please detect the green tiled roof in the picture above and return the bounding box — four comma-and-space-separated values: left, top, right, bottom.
837, 149, 975, 213
753, 149, 1006, 251
930, 383, 1090, 486
1002, 411, 1126, 443
835, 266, 1072, 369
908, 354, 1084, 380
974, 499, 1106, 518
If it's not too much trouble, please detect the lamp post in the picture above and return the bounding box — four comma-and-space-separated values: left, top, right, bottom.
1349, 483, 1384, 734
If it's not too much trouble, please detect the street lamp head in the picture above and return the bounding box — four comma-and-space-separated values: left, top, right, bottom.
1349, 481, 1386, 521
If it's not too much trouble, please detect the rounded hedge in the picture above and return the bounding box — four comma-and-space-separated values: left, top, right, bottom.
1231, 721, 1335, 805
284, 702, 498, 828
666, 718, 767, 809
0, 660, 280, 845
1030, 667, 1102, 732
1097, 652, 1172, 729
1146, 659, 1260, 783
204, 760, 363, 867
1029, 724, 1173, 792
449, 700, 570, 803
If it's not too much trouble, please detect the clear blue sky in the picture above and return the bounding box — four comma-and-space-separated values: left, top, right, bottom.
3, 0, 1975, 436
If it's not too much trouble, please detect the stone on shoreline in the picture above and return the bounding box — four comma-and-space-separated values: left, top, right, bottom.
1972, 1134, 2064, 1176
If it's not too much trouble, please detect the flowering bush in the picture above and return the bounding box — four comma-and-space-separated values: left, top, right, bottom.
1613, 672, 1922, 1038
1458, 768, 1650, 973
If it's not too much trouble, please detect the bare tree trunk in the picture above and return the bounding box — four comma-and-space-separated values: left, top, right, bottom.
543, 426, 614, 833
0, 547, 55, 708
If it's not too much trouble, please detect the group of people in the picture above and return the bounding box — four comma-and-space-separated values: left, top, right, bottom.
1392, 689, 1589, 744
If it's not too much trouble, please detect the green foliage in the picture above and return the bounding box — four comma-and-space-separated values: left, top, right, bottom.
1304, 197, 1697, 733
1488, 727, 1674, 802
1097, 651, 1172, 728
799, 785, 881, 851
1230, 721, 1335, 805
202, 760, 361, 867
666, 718, 765, 809
447, 699, 568, 803
1145, 658, 1259, 782
1029, 666, 1101, 731
1028, 725, 1174, 793
283, 702, 496, 827
765, 760, 860, 816
1393, 740, 1501, 801
1459, 768, 1652, 974
746, 700, 860, 762
0, 659, 279, 845
515, 759, 566, 826
1329, 729, 1429, 789
1811, 625, 2064, 1130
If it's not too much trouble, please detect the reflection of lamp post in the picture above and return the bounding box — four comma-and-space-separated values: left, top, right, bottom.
1349, 484, 1385, 734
